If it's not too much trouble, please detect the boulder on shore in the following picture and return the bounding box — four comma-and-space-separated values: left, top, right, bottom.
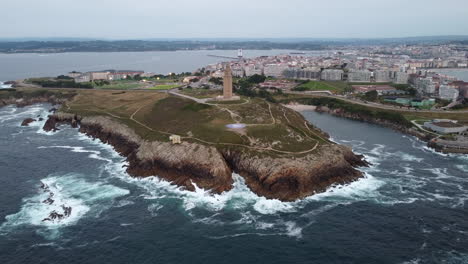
21, 118, 36, 126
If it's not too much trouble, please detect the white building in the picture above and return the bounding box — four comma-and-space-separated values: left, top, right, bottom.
374, 70, 392, 83
231, 65, 244, 77
348, 70, 372, 82
439, 84, 460, 101
67, 72, 83, 78
321, 69, 343, 81
90, 72, 110, 81
416, 77, 436, 95
244, 65, 263, 77
74, 73, 91, 83
211, 70, 224, 78
283, 67, 321, 80
263, 64, 289, 78
394, 72, 409, 84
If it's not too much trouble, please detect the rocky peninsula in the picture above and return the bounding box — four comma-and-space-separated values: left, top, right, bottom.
3, 88, 368, 201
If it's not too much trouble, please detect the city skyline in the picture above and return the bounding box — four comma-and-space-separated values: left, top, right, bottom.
2, 0, 468, 39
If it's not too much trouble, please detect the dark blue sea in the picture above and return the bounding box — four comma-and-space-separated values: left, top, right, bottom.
1, 104, 467, 264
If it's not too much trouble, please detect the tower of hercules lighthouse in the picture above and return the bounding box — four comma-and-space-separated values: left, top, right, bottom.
223, 64, 233, 99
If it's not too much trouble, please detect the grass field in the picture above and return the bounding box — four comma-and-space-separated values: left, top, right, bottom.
294, 81, 348, 93
179, 88, 222, 99
99, 83, 143, 90
59, 89, 329, 154
149, 84, 181, 90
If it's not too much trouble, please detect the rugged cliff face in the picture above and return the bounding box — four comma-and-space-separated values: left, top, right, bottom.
1, 96, 70, 108
44, 115, 233, 194
43, 113, 79, 132
222, 145, 367, 201
42, 113, 367, 201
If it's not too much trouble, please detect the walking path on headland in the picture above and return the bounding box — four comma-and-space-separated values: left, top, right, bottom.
285, 91, 468, 114
125, 91, 321, 155
13, 81, 468, 114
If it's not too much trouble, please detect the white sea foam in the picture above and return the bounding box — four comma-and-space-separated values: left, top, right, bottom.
0, 105, 45, 124
427, 168, 452, 179
0, 105, 17, 116
284, 221, 303, 239
0, 173, 129, 239
361, 144, 392, 166
456, 164, 468, 172
38, 145, 111, 162
147, 203, 164, 216
115, 200, 135, 208
255, 221, 275, 230
399, 153, 424, 162
401, 258, 421, 264
0, 81, 13, 89
306, 173, 385, 203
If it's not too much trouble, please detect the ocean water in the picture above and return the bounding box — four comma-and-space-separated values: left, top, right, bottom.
0, 82, 12, 89
0, 105, 467, 264
432, 69, 468, 82
0, 50, 329, 81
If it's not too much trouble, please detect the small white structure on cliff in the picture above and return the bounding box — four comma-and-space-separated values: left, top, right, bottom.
169, 135, 182, 144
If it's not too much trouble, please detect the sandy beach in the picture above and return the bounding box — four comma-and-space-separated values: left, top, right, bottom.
282, 104, 317, 112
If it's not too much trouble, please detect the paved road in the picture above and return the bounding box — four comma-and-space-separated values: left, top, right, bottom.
12, 80, 468, 115
168, 89, 208, 104
286, 91, 468, 114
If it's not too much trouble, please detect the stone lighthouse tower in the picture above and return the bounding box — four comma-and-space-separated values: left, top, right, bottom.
223, 64, 233, 99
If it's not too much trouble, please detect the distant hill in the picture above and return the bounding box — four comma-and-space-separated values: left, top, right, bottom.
0, 36, 467, 53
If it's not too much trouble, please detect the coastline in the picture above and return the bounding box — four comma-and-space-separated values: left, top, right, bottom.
282, 103, 317, 112
1, 92, 368, 202
284, 103, 468, 155
40, 112, 367, 202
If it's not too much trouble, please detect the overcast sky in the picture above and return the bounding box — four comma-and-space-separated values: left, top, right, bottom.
2, 0, 468, 39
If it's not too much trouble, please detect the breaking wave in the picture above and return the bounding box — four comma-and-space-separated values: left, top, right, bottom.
3, 104, 467, 242
0, 173, 129, 240
0, 105, 48, 125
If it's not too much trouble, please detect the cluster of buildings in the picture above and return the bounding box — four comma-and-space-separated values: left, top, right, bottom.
384, 97, 436, 108
411, 72, 468, 101
352, 85, 404, 95
68, 70, 145, 83
202, 43, 468, 103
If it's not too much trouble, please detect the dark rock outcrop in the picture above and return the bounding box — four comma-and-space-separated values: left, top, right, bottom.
43, 113, 79, 132
1, 97, 69, 108
78, 116, 233, 194
222, 145, 367, 201
21, 118, 36, 126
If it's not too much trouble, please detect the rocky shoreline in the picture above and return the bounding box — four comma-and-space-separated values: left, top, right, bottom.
311, 105, 468, 154
0, 94, 72, 108
2, 92, 369, 201
39, 112, 368, 201
314, 106, 431, 140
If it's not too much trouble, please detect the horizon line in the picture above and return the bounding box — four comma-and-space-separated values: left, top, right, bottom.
1, 35, 468, 42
